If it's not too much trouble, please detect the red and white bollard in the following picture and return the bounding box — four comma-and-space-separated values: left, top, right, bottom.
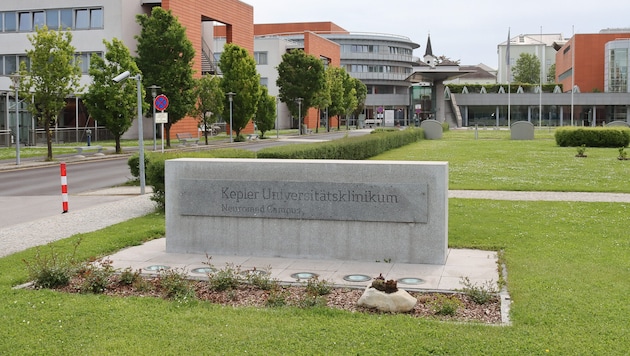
60, 162, 68, 213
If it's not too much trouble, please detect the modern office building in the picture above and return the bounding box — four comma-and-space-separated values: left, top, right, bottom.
247, 22, 420, 128
215, 22, 342, 130
412, 30, 630, 127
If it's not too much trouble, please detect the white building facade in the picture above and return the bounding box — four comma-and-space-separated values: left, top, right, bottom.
0, 0, 149, 146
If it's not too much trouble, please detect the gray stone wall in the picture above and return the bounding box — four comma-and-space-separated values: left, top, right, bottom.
165, 159, 448, 264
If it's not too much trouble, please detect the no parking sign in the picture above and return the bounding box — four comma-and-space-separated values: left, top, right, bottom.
154, 94, 169, 111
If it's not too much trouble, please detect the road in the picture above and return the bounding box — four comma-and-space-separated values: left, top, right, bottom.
0, 156, 132, 196
0, 156, 135, 228
0, 130, 372, 228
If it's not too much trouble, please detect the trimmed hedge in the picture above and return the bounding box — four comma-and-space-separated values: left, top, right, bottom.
256, 128, 424, 159
555, 127, 630, 148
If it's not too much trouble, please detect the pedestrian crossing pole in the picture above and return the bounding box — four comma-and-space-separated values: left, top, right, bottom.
60, 162, 68, 213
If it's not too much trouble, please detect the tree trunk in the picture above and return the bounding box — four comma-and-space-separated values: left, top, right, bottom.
45, 118, 53, 161
115, 136, 122, 154
165, 123, 172, 148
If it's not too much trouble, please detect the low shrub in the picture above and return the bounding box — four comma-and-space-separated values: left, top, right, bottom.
430, 294, 463, 316
243, 266, 277, 291
118, 267, 142, 286
265, 286, 289, 307
458, 277, 498, 305
80, 259, 115, 294
207, 263, 242, 291
304, 276, 332, 296
555, 127, 630, 148
23, 239, 82, 289
157, 268, 196, 301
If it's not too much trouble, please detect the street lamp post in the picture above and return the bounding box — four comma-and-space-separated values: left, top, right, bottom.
148, 85, 160, 151
113, 70, 145, 195
10, 74, 20, 165
276, 97, 279, 138
226, 92, 235, 143
296, 97, 303, 136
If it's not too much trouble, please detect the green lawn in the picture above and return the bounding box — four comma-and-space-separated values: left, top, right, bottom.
375, 129, 630, 192
0, 130, 628, 355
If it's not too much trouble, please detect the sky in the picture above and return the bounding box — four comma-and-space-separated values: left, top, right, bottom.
241, 0, 630, 69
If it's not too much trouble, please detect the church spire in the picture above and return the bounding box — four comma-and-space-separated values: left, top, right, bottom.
423, 34, 437, 68
424, 33, 433, 57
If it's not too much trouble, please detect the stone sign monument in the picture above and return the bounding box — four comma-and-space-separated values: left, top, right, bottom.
165, 158, 448, 264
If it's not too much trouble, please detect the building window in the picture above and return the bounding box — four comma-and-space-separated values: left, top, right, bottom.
260, 77, 268, 87
60, 9, 72, 30
608, 48, 628, 93
4, 12, 17, 31
19, 12, 32, 31
33, 11, 46, 30
90, 8, 103, 28
254, 51, 268, 65
75, 9, 89, 29
3, 55, 17, 75
0, 8, 103, 33
46, 9, 59, 29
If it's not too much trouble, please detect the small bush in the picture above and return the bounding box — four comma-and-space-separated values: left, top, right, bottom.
430, 294, 463, 316
304, 276, 332, 296
127, 154, 150, 179
23, 239, 82, 289
296, 295, 327, 308
158, 268, 196, 300
266, 286, 288, 307
207, 263, 242, 291
458, 277, 498, 305
576, 144, 587, 157
80, 259, 115, 294
243, 266, 277, 291
118, 267, 142, 286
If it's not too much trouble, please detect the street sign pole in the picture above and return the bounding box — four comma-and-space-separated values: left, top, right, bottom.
154, 95, 169, 152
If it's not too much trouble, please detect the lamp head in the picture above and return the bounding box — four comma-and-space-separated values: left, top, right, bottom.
113, 71, 131, 83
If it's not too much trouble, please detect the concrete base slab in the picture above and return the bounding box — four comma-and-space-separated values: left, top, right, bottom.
105, 238, 499, 292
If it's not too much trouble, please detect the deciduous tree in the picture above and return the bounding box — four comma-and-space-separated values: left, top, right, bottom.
352, 78, 367, 126
547, 63, 556, 83
512, 53, 541, 84
191, 75, 224, 145
20, 26, 82, 161
254, 86, 276, 139
276, 50, 325, 133
135, 7, 196, 147
219, 43, 260, 140
83, 38, 145, 153
324, 66, 346, 131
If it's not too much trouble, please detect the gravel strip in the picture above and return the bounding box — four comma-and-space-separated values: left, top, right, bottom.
0, 194, 155, 258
